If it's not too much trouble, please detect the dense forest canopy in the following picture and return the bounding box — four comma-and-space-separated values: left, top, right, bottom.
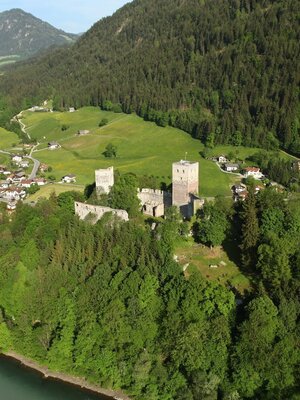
0, 187, 299, 399
0, 0, 299, 153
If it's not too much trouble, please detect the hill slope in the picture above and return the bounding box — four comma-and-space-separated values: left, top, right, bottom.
0, 9, 77, 60
0, 0, 299, 154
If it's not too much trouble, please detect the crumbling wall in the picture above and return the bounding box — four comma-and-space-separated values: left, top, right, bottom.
137, 189, 170, 217
75, 202, 128, 223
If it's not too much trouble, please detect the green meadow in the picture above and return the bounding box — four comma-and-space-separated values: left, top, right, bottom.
0, 127, 19, 150
21, 107, 240, 196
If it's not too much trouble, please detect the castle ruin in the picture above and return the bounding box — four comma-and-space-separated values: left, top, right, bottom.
95, 166, 114, 195
172, 160, 200, 217
137, 188, 171, 218
75, 202, 129, 224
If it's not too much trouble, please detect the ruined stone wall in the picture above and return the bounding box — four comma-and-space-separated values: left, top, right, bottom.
75, 202, 128, 223
95, 167, 114, 194
137, 189, 171, 217
137, 188, 164, 206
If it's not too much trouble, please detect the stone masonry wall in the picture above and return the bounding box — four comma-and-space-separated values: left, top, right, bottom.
75, 202, 128, 223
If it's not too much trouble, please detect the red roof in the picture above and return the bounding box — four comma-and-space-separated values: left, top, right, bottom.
244, 167, 260, 172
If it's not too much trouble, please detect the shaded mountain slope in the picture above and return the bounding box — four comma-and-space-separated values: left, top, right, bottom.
0, 0, 299, 153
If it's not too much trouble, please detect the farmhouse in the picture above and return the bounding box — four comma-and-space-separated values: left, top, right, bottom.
33, 178, 47, 186
48, 141, 60, 150
61, 174, 76, 183
217, 155, 227, 163
39, 163, 49, 172
243, 167, 263, 179
21, 179, 34, 188
224, 163, 239, 172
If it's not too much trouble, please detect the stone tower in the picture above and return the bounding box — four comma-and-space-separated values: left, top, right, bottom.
172, 160, 199, 206
95, 166, 114, 195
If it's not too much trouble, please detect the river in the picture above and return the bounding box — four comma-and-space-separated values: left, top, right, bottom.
0, 355, 112, 400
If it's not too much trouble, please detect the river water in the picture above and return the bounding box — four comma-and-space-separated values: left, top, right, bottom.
0, 356, 112, 400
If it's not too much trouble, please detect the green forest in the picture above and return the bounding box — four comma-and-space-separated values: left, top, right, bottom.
0, 0, 299, 154
0, 184, 299, 400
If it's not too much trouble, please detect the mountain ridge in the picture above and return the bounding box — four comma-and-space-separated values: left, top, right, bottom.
0, 8, 78, 60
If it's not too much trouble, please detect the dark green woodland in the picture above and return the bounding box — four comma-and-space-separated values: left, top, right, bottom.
0, 0, 299, 154
0, 187, 299, 399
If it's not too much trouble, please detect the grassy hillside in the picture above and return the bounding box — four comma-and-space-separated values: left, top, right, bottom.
0, 126, 19, 149
0, 0, 299, 155
22, 107, 239, 196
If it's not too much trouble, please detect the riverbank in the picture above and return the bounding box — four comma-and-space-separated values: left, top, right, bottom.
2, 351, 131, 400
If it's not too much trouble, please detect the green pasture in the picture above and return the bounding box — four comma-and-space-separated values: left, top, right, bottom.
22, 107, 239, 196
175, 239, 251, 294
25, 183, 84, 202
211, 144, 294, 162
0, 127, 19, 150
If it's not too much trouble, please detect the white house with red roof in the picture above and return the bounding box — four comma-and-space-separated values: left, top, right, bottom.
243, 167, 263, 179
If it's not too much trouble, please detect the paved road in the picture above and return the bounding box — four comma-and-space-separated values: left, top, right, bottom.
24, 155, 40, 179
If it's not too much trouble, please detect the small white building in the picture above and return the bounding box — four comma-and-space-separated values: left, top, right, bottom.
33, 178, 47, 186
69, 107, 75, 113
218, 155, 227, 164
48, 141, 61, 150
244, 167, 263, 179
224, 163, 239, 172
61, 174, 76, 183
77, 129, 90, 136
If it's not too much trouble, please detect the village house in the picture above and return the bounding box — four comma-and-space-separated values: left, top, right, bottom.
61, 174, 76, 183
69, 107, 75, 112
232, 184, 246, 194
223, 163, 239, 172
217, 155, 227, 164
2, 170, 11, 176
19, 160, 29, 168
12, 155, 23, 164
21, 179, 34, 188
48, 141, 61, 150
2, 187, 26, 201
39, 163, 49, 172
0, 181, 9, 189
33, 178, 47, 186
243, 166, 263, 179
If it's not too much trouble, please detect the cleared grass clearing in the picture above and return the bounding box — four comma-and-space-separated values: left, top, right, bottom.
25, 183, 84, 202
0, 127, 19, 150
175, 239, 251, 294
23, 107, 239, 196
211, 144, 294, 161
